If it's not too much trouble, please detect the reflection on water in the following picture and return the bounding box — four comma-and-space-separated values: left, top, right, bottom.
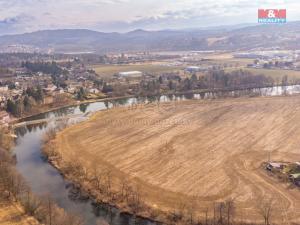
14, 100, 159, 225
14, 122, 159, 225
20, 85, 300, 124
13, 85, 300, 225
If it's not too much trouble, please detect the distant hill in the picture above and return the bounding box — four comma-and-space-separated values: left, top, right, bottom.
1, 22, 300, 53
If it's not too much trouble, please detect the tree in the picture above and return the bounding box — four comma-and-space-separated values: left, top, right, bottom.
6, 99, 17, 116
225, 199, 235, 225
281, 75, 288, 86
8, 83, 16, 90
23, 96, 32, 111
258, 197, 273, 225
35, 86, 44, 103
158, 76, 163, 84
191, 73, 198, 82
15, 99, 24, 117
79, 104, 88, 113
183, 78, 192, 91
168, 80, 174, 90
76, 87, 86, 100
26, 86, 44, 103
22, 61, 64, 76
102, 82, 113, 93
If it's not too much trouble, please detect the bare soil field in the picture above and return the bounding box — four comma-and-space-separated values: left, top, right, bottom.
53, 96, 300, 223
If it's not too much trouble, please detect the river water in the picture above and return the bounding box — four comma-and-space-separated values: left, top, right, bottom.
12, 85, 300, 225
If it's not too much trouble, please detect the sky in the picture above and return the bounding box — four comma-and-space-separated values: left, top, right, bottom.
0, 0, 299, 35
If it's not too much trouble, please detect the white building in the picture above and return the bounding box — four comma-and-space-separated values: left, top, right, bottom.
185, 66, 201, 72
119, 71, 143, 78
88, 88, 100, 94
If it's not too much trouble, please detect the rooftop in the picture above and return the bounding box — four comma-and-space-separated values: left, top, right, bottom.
119, 71, 143, 77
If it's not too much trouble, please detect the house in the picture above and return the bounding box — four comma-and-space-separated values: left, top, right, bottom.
43, 84, 57, 93
67, 86, 76, 94
88, 88, 100, 94
56, 88, 65, 94
185, 66, 201, 72
266, 162, 283, 171
289, 173, 300, 181
119, 71, 143, 78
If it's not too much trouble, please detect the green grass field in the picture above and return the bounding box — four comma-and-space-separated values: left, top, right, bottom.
91, 64, 183, 77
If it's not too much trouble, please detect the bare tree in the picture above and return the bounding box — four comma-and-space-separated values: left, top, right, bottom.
186, 197, 197, 225
225, 199, 235, 225
204, 207, 209, 225
47, 196, 53, 225
22, 190, 42, 216
257, 197, 273, 225
217, 202, 225, 225
91, 166, 103, 193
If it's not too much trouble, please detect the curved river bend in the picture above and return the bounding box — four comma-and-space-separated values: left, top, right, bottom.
13, 85, 300, 225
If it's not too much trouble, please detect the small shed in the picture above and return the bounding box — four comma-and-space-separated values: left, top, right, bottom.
289, 173, 300, 180
266, 162, 282, 171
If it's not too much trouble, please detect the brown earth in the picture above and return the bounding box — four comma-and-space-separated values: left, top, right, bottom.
53, 95, 300, 224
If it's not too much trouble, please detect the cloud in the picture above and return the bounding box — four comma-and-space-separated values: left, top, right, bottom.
0, 17, 18, 24
0, 0, 299, 34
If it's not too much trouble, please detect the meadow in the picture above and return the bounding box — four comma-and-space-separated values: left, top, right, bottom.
91, 63, 183, 77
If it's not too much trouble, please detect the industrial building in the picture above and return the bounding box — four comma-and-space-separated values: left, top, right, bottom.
118, 71, 143, 78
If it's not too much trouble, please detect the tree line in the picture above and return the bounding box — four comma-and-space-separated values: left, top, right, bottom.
22, 61, 64, 76
22, 61, 69, 87
6, 86, 44, 117
133, 70, 278, 97
0, 143, 83, 225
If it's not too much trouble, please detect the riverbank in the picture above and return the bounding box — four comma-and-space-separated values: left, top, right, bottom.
0, 197, 39, 225
0, 125, 84, 225
43, 138, 168, 224
43, 95, 300, 225
15, 95, 135, 123
14, 82, 291, 123
0, 145, 39, 225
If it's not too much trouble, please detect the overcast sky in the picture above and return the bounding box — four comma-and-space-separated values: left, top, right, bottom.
0, 0, 299, 35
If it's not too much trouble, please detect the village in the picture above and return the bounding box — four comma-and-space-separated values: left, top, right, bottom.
1, 50, 300, 126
